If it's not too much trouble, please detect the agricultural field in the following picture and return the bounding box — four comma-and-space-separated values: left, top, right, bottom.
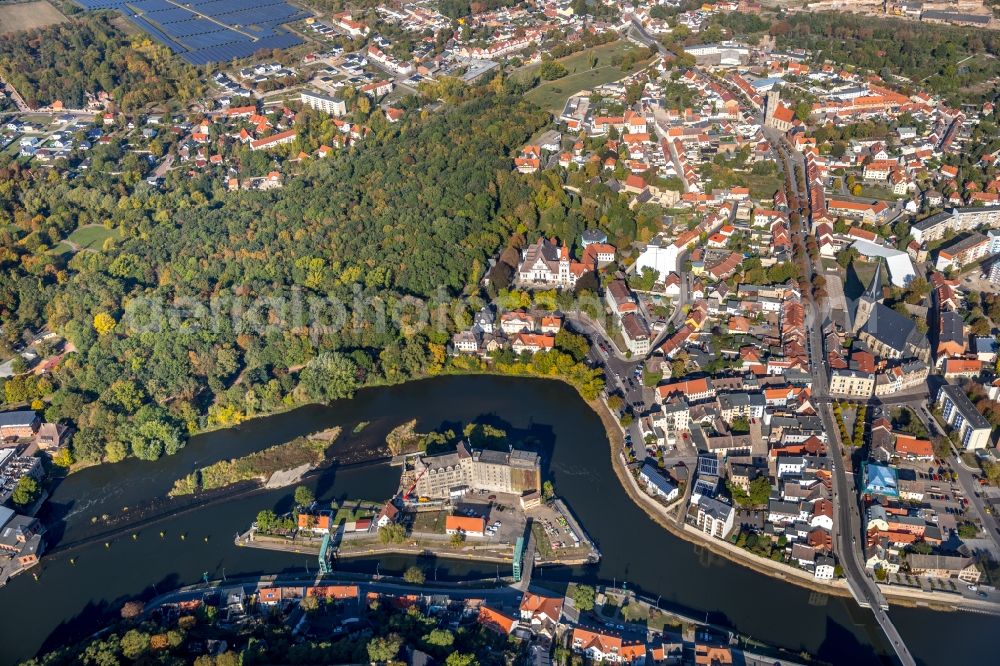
0, 1, 66, 34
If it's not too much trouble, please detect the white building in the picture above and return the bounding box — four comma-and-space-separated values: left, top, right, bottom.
694, 496, 735, 538
300, 90, 347, 117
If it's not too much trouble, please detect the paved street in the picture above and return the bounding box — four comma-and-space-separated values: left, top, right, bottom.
777, 122, 917, 665
144, 573, 522, 615
908, 402, 1000, 556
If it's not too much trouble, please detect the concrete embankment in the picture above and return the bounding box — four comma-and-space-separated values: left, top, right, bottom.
588, 396, 1000, 613
239, 531, 593, 568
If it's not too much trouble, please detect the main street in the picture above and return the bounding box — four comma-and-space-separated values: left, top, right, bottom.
778, 122, 916, 665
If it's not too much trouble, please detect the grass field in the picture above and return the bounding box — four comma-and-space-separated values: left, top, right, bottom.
333, 506, 374, 524
0, 1, 66, 33
515, 41, 654, 112
513, 41, 637, 83
68, 225, 117, 251
745, 173, 784, 199
411, 510, 447, 534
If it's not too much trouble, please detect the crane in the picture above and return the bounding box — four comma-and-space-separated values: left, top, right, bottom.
403, 466, 427, 501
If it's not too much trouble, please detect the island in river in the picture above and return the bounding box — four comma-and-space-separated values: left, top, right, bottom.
0, 376, 995, 665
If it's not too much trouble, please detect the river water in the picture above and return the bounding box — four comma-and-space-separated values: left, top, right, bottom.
0, 376, 990, 665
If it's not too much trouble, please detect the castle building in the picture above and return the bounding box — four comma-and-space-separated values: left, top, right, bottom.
412, 441, 541, 499
517, 238, 589, 287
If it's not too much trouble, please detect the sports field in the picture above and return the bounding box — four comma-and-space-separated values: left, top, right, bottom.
0, 1, 66, 33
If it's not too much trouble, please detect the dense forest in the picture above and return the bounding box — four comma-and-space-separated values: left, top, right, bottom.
772, 12, 1000, 105
708, 10, 1000, 105
0, 91, 550, 465
0, 12, 205, 110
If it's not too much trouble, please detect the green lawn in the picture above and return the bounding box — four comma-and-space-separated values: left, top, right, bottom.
858, 185, 899, 201
847, 259, 885, 298
745, 173, 784, 199
2, 138, 21, 158
513, 41, 638, 83
514, 40, 654, 112
526, 65, 645, 112
67, 224, 117, 251
48, 242, 74, 256
333, 506, 374, 524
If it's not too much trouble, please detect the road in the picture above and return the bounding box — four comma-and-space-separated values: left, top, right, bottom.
910, 402, 1000, 556
565, 312, 651, 449
0, 77, 30, 113
647, 270, 691, 354
152, 153, 174, 179
144, 572, 522, 614
627, 16, 673, 59
772, 119, 916, 665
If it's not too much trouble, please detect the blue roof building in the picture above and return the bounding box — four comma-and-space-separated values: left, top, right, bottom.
639, 463, 679, 501
863, 462, 899, 498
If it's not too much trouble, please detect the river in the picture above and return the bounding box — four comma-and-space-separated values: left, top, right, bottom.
0, 376, 991, 665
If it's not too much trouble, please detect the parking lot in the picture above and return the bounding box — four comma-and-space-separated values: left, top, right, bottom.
451, 492, 528, 544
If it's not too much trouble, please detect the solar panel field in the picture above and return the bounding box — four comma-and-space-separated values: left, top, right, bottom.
74, 0, 310, 65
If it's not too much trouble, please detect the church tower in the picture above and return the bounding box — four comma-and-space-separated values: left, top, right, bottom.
764, 90, 780, 128
852, 261, 883, 334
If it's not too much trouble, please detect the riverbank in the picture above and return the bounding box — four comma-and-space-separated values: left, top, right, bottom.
168, 427, 340, 496
589, 394, 855, 599
4, 374, 998, 666
589, 395, 1000, 614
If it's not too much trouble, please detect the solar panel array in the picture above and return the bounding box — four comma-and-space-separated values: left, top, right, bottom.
75, 0, 310, 65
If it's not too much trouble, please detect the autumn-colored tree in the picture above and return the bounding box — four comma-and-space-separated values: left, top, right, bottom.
120, 600, 145, 619
93, 312, 116, 336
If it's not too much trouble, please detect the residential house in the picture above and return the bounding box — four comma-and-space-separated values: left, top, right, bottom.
572, 627, 646, 663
